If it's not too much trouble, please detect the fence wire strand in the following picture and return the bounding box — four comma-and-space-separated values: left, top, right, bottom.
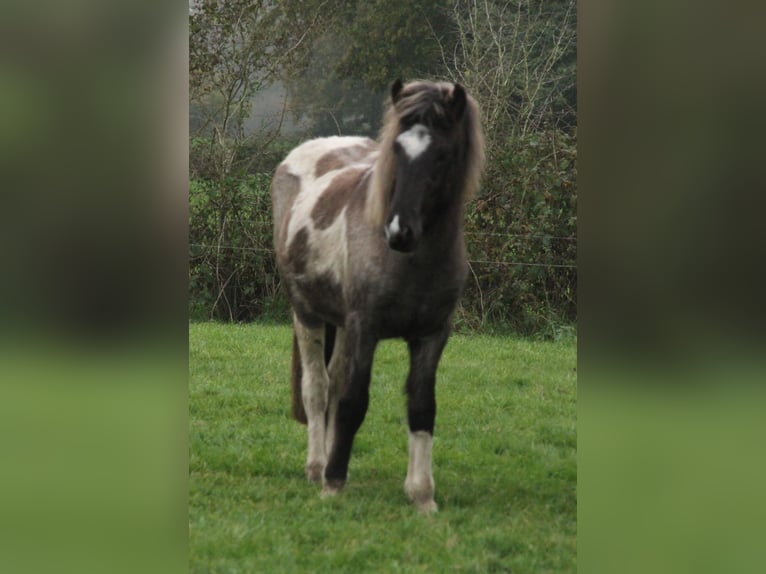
189, 243, 576, 269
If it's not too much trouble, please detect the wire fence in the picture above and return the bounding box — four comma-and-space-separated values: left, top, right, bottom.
464, 231, 576, 241
189, 243, 577, 270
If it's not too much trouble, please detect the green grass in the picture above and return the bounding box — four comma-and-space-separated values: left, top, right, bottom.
189, 323, 576, 573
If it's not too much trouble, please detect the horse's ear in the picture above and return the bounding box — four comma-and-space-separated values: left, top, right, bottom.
391, 79, 404, 103
449, 83, 467, 121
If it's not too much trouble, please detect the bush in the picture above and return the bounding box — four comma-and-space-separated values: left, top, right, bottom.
188, 173, 282, 321
460, 129, 577, 336
189, 135, 300, 322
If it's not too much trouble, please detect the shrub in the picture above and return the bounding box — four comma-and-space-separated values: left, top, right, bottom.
461, 129, 577, 336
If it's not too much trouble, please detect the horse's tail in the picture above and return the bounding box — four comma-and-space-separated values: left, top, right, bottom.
290, 323, 337, 425
290, 332, 307, 424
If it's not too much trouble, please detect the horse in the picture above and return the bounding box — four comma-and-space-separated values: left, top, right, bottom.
270, 79, 484, 512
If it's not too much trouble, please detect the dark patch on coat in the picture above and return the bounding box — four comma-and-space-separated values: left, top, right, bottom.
286, 227, 310, 274
314, 141, 377, 179
290, 272, 345, 328
311, 167, 371, 230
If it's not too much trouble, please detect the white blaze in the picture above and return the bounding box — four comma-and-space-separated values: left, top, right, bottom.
396, 124, 431, 160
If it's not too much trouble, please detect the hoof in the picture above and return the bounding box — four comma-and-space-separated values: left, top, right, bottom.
405, 479, 437, 513
321, 478, 345, 498
305, 461, 324, 483
414, 498, 438, 514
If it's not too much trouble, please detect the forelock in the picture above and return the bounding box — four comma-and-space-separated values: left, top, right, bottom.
393, 81, 454, 126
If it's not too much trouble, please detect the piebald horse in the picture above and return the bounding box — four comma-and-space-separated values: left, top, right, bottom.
271, 80, 484, 512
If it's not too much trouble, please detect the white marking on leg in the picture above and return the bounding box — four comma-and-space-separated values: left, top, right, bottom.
294, 318, 329, 482
396, 124, 431, 161
405, 430, 438, 513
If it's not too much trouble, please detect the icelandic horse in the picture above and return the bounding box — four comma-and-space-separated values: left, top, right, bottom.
271, 80, 484, 512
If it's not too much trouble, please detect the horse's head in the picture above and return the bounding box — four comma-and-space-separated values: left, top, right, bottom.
381, 80, 473, 253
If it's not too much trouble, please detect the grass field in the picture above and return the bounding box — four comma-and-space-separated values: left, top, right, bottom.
189, 323, 576, 573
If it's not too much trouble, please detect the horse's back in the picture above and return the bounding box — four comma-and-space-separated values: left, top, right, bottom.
280, 136, 375, 180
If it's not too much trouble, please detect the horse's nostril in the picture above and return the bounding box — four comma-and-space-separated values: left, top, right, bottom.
388, 229, 417, 252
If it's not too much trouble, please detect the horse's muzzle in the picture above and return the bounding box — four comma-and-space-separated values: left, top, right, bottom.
388, 232, 417, 252
384, 214, 419, 252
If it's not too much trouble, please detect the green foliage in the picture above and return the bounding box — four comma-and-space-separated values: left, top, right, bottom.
189, 1, 332, 321
442, 1, 577, 335
189, 137, 294, 322
460, 129, 577, 335
335, 0, 452, 90
449, 0, 577, 138
285, 0, 453, 137
189, 323, 577, 572
190, 0, 327, 99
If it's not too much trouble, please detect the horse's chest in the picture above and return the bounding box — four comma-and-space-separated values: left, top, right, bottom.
378, 275, 463, 337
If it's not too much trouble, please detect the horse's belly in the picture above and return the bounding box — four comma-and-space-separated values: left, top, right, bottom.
288, 272, 346, 327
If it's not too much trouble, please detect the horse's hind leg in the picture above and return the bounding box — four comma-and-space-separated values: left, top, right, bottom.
293, 316, 330, 482
404, 328, 450, 513
325, 326, 345, 458
323, 315, 377, 495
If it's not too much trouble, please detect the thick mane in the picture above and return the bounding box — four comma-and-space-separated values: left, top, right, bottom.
365, 81, 485, 227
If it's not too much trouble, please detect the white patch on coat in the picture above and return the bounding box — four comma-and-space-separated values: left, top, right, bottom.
404, 430, 437, 513
396, 124, 431, 160
284, 136, 371, 179
281, 136, 373, 284
310, 206, 348, 284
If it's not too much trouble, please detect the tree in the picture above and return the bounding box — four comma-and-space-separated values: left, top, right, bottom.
439, 0, 578, 332
189, 0, 328, 320
190, 0, 329, 170
444, 0, 576, 143
283, 0, 454, 137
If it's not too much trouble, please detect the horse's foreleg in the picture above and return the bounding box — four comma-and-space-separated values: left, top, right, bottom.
293, 317, 330, 482
404, 327, 450, 513
323, 316, 376, 496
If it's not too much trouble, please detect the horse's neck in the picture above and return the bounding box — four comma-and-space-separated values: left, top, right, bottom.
418, 202, 466, 260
